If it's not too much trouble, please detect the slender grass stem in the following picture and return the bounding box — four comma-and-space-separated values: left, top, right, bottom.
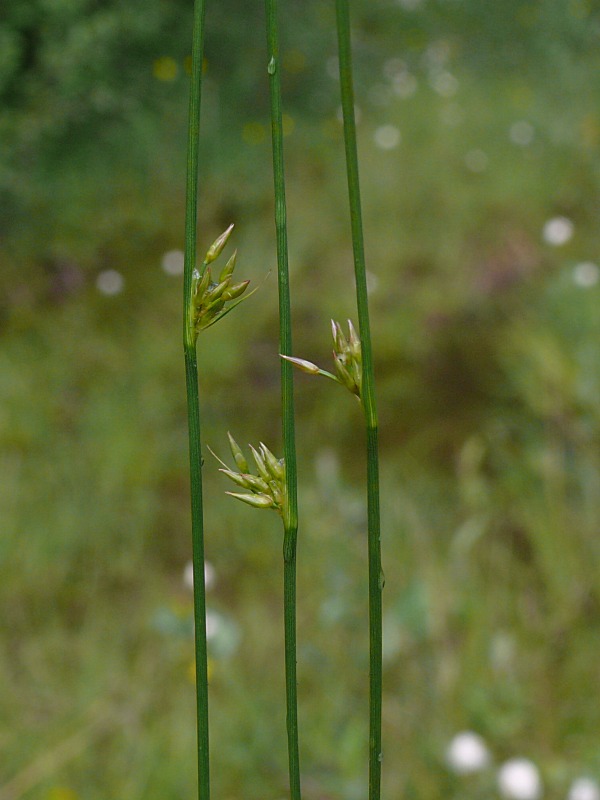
264, 1, 301, 798
183, 0, 210, 798
335, 1, 383, 798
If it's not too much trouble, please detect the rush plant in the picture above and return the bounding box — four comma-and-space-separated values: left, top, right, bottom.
264, 0, 302, 797
182, 3, 252, 799
280, 1, 384, 796
183, 1, 380, 799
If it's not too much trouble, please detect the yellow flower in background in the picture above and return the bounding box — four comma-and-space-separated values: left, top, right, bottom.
242, 122, 266, 145
47, 788, 78, 800
283, 48, 306, 74
153, 57, 178, 82
282, 114, 295, 137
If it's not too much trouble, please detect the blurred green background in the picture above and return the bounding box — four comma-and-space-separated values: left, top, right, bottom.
2, 0, 600, 798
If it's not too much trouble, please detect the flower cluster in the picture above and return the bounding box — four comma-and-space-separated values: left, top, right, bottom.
189, 224, 251, 337
212, 433, 286, 515
281, 319, 363, 400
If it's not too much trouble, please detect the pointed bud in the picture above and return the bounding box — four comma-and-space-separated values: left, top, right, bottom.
280, 355, 321, 375
334, 353, 356, 391
336, 324, 349, 354
225, 491, 274, 509
205, 224, 234, 264
269, 481, 284, 506
207, 277, 231, 300
222, 280, 250, 301
347, 319, 361, 358
260, 443, 285, 480
219, 250, 237, 282
227, 432, 249, 473
194, 267, 211, 300
331, 318, 338, 346
219, 468, 252, 489
249, 444, 270, 482
241, 473, 271, 494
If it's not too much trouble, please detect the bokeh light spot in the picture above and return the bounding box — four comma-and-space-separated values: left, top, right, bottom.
153, 57, 178, 82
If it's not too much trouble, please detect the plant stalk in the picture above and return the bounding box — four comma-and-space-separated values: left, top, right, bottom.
264, 1, 301, 798
183, 0, 210, 798
335, 1, 383, 798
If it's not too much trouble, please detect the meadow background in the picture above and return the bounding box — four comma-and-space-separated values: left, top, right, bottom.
2, 0, 600, 798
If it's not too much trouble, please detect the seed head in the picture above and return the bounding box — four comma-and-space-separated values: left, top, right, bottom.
188, 226, 253, 336
280, 319, 362, 400
213, 436, 286, 517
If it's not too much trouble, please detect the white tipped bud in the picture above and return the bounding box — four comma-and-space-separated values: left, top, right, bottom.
280, 355, 321, 375
347, 319, 361, 358
260, 443, 285, 480
331, 318, 338, 344
249, 444, 270, 482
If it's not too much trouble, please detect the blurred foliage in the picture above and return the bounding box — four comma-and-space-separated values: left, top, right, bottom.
2, 0, 600, 798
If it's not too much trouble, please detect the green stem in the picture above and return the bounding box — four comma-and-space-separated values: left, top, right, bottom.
264, 1, 301, 798
183, 0, 210, 798
335, 1, 383, 798
184, 348, 210, 800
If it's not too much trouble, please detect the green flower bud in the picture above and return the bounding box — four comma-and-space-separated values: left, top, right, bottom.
219, 250, 238, 282
249, 444, 271, 483
269, 480, 284, 507
225, 491, 274, 509
260, 443, 284, 480
347, 319, 361, 359
205, 224, 234, 264
222, 280, 250, 301
206, 277, 231, 300
228, 432, 249, 473
241, 473, 271, 494
219, 468, 252, 489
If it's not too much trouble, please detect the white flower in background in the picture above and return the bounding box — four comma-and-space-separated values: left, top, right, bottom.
465, 149, 489, 173
366, 271, 379, 294
383, 58, 406, 80
568, 778, 600, 800
183, 560, 216, 592
326, 56, 339, 79
205, 608, 221, 640
373, 125, 401, 150
96, 269, 124, 296
161, 249, 185, 276
498, 758, 542, 800
392, 72, 418, 98
573, 262, 599, 288
446, 731, 490, 774
510, 121, 535, 146
430, 71, 459, 98
543, 216, 574, 246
